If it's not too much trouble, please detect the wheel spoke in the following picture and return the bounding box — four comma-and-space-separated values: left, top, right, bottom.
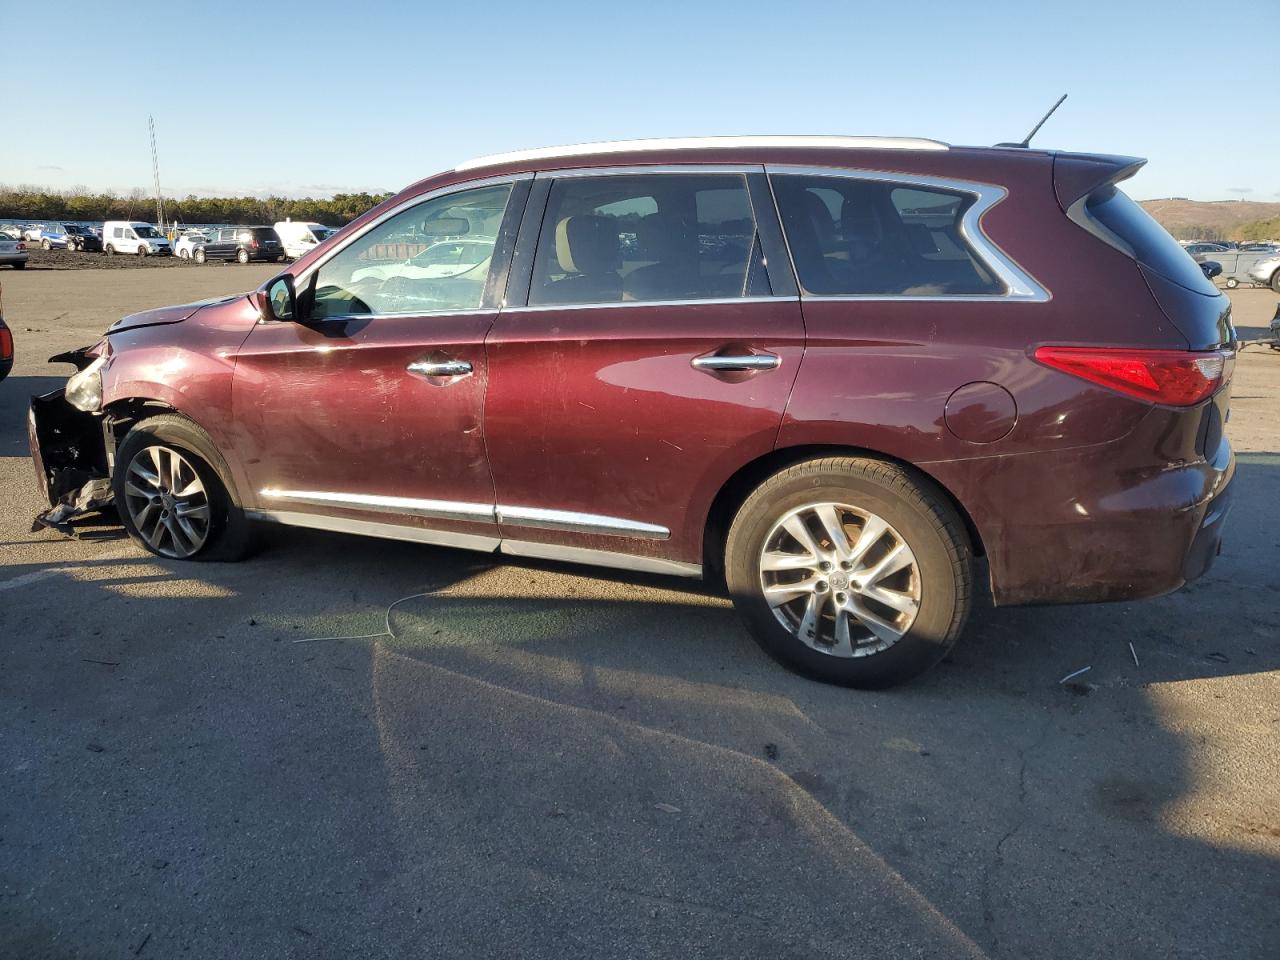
848, 515, 888, 566
830, 607, 854, 657
128, 460, 160, 488
124, 480, 153, 501
797, 592, 822, 643
763, 577, 821, 607
848, 597, 906, 644
862, 541, 914, 586
760, 550, 817, 573
175, 502, 210, 522
860, 584, 919, 617
174, 476, 205, 498
812, 504, 852, 559
781, 515, 823, 558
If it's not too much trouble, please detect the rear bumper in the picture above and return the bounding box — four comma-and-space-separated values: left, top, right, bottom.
0, 254, 29, 265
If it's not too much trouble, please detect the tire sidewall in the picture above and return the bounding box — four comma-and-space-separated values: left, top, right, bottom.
195, 248, 206, 264
726, 467, 964, 687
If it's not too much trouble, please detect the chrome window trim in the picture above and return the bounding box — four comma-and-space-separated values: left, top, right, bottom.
534, 163, 762, 179
455, 136, 949, 171
290, 171, 534, 295
502, 295, 794, 314
765, 164, 1050, 303
496, 505, 668, 540
285, 306, 496, 324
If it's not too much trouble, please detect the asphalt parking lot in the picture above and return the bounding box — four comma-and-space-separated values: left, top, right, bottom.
1, 267, 1278, 959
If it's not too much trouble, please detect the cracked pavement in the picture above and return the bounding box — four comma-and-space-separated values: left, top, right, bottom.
1, 269, 1278, 958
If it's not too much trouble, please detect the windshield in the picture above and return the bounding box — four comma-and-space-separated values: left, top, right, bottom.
134, 226, 163, 238
1083, 186, 1219, 296
65, 225, 86, 234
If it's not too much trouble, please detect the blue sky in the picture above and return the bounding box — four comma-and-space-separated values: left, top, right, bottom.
5, 0, 1274, 202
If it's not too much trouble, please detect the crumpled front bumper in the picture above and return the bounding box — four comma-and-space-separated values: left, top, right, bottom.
29, 389, 114, 530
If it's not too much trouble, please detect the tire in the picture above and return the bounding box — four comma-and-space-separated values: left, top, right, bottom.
136, 245, 147, 258
1272, 270, 1280, 295
41, 239, 51, 250
113, 414, 254, 562
11, 261, 26, 269
194, 248, 207, 264
236, 248, 249, 264
1225, 277, 1239, 289
724, 457, 972, 688
105, 244, 115, 256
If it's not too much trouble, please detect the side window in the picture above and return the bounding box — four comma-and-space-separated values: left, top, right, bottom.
771, 174, 1003, 296
311, 183, 512, 319
528, 173, 769, 306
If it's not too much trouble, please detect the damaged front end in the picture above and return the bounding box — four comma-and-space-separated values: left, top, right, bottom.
29, 344, 116, 535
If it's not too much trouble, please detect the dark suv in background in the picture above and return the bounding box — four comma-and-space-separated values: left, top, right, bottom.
29, 135, 1236, 688
194, 226, 282, 264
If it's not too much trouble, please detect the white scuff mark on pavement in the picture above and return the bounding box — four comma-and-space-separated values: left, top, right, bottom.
1129, 642, 1140, 668
1058, 666, 1091, 685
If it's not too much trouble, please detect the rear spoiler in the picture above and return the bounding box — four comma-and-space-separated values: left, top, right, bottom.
1052, 152, 1146, 213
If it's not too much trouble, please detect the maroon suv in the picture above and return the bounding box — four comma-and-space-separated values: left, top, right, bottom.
30, 136, 1235, 687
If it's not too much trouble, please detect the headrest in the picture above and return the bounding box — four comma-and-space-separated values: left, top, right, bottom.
555, 215, 619, 275
801, 191, 835, 244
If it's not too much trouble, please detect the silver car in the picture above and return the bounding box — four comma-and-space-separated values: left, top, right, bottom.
0, 236, 29, 269
1247, 253, 1280, 292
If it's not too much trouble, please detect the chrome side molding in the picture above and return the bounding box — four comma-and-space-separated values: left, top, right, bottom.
499, 540, 701, 578
258, 488, 670, 540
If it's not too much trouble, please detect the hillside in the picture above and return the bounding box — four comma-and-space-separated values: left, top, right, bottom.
1138, 198, 1280, 241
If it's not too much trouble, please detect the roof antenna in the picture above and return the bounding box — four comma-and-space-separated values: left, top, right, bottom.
1009, 93, 1067, 148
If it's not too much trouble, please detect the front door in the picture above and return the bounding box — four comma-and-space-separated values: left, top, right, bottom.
231, 178, 528, 548
484, 169, 804, 570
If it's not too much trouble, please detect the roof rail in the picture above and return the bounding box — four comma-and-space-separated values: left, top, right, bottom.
455, 135, 950, 171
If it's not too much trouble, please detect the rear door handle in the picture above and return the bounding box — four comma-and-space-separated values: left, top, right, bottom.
691, 354, 780, 373
407, 359, 473, 378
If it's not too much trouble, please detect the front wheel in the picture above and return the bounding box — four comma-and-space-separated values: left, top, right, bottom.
136, 246, 147, 257
41, 239, 51, 250
724, 457, 972, 688
1225, 277, 1239, 289
236, 248, 250, 264
113, 415, 253, 561
194, 248, 207, 264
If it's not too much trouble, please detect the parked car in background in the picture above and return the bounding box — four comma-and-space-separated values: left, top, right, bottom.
174, 231, 212, 260
1189, 245, 1280, 288
1247, 253, 1280, 292
273, 221, 337, 260
193, 226, 282, 264
57, 224, 103, 252
1184, 242, 1229, 257
0, 236, 28, 270
0, 225, 22, 241
350, 237, 495, 284
27, 135, 1237, 688
20, 225, 45, 242
103, 222, 172, 257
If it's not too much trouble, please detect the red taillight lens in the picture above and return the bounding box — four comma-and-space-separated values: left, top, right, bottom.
0, 327, 12, 360
250, 240, 259, 249
16, 242, 26, 252
1033, 346, 1230, 406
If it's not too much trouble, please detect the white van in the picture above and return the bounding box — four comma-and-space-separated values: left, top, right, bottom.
103, 221, 172, 257
273, 220, 336, 260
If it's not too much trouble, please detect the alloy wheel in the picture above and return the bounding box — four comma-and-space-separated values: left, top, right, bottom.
758, 501, 921, 658
121, 446, 212, 558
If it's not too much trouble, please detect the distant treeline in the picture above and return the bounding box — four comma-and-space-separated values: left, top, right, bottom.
0, 185, 393, 226
1165, 219, 1280, 242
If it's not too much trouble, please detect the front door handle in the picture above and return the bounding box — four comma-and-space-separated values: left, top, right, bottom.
691, 353, 780, 373
407, 359, 473, 378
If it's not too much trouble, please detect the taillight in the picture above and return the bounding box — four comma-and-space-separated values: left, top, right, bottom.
250, 240, 260, 249
16, 242, 26, 252
1033, 345, 1230, 406
0, 327, 12, 360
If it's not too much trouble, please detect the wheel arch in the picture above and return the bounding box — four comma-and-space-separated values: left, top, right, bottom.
702, 444, 986, 582
103, 399, 246, 508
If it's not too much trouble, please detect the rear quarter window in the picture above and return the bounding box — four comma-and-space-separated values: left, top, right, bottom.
1076, 186, 1218, 296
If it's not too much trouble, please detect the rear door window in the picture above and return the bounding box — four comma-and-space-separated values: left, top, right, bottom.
527, 173, 769, 306
771, 174, 1003, 296
1078, 186, 1219, 295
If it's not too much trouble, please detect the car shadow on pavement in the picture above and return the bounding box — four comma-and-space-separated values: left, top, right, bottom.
3, 463, 1278, 958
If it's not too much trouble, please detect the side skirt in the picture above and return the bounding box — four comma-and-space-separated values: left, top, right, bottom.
246, 509, 703, 579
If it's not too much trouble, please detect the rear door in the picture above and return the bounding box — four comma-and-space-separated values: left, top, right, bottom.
231, 176, 529, 546
483, 167, 804, 570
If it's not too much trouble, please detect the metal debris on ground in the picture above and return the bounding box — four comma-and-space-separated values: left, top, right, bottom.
1058, 666, 1091, 685
1129, 642, 1140, 668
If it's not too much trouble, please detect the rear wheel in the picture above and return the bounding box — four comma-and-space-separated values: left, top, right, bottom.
113, 415, 252, 561
236, 248, 250, 264
725, 457, 972, 688
105, 244, 115, 256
